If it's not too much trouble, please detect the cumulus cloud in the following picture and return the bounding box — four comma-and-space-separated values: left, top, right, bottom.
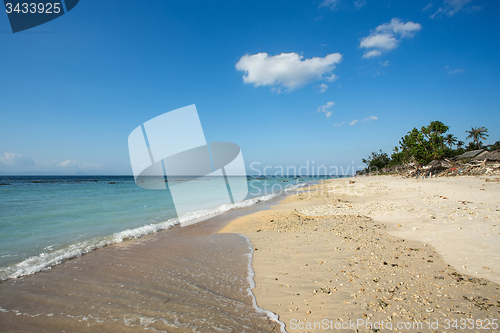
317, 101, 335, 118
430, 0, 481, 18
360, 34, 398, 50
319, 0, 340, 9
235, 52, 342, 91
350, 119, 359, 126
360, 18, 421, 59
363, 115, 378, 121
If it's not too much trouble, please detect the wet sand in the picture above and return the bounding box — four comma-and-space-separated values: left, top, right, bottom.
0, 199, 284, 333
221, 176, 500, 332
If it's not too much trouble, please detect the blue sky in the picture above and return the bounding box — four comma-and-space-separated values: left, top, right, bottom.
0, 0, 499, 175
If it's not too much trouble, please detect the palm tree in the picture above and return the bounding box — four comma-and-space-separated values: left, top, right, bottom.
456, 140, 465, 149
444, 134, 457, 148
466, 127, 489, 145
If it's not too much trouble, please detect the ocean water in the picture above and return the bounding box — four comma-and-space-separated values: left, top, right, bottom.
0, 175, 334, 281
0, 221, 285, 332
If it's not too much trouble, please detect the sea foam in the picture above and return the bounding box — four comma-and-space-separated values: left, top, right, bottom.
242, 234, 288, 333
0, 192, 278, 281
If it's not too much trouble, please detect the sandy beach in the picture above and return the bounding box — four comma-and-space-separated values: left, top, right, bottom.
1, 175, 499, 332
221, 175, 500, 332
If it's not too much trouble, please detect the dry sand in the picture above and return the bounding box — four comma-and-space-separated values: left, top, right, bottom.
220, 176, 500, 332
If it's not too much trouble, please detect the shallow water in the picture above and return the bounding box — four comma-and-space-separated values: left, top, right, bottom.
0, 175, 333, 331
0, 175, 331, 280
0, 205, 283, 332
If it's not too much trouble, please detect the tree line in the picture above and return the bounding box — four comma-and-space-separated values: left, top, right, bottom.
362, 121, 499, 172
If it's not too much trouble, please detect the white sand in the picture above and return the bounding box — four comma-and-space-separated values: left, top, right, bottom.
302, 176, 500, 284
221, 175, 500, 331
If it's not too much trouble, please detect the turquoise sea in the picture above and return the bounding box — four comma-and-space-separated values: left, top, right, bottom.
0, 175, 335, 281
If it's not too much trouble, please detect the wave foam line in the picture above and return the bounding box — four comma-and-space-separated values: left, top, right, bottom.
179, 193, 277, 224
0, 219, 179, 282
0, 193, 278, 282
241, 234, 287, 333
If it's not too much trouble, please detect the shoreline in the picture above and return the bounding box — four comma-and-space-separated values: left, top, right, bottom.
0, 190, 291, 332
1, 175, 498, 331
0, 181, 290, 282
221, 176, 500, 332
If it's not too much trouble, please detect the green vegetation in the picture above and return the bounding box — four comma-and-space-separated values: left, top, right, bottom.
362, 150, 390, 172
361, 121, 497, 173
464, 127, 489, 151
466, 126, 489, 146
444, 134, 457, 148
489, 141, 500, 151
390, 120, 454, 165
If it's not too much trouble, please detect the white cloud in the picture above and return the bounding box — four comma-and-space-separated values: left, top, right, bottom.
354, 0, 366, 9
327, 74, 338, 82
430, 0, 481, 18
60, 159, 77, 167
319, 0, 340, 9
317, 83, 329, 93
0, 153, 34, 166
360, 34, 398, 51
236, 52, 342, 91
362, 50, 382, 59
350, 119, 359, 126
318, 102, 335, 112
334, 122, 345, 127
380, 60, 390, 67
363, 115, 378, 121
376, 19, 422, 38
360, 18, 421, 59
317, 101, 335, 118
318, 101, 335, 112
